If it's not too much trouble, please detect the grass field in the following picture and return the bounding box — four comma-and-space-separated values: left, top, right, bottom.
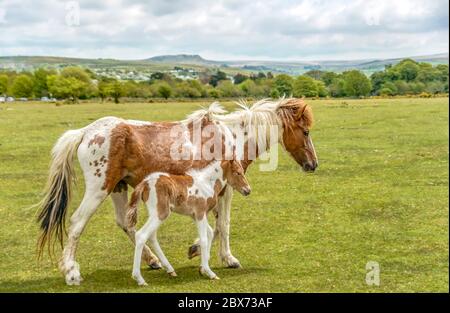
0, 98, 448, 292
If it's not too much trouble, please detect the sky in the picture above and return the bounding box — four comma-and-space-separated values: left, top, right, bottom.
0, 0, 448, 61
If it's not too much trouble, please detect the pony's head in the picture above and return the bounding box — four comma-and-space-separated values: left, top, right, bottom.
277, 99, 318, 172
222, 159, 251, 196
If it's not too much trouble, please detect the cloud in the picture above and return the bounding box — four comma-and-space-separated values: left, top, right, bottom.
0, 0, 448, 60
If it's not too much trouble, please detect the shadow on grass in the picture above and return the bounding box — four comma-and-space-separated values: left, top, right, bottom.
0, 265, 269, 292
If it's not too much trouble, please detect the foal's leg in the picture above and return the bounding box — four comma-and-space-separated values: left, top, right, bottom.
149, 230, 176, 277
188, 186, 241, 269
111, 190, 162, 269
60, 189, 107, 285
197, 215, 219, 280
132, 217, 161, 286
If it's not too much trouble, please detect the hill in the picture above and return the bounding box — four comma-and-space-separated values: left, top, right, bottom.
0, 53, 448, 75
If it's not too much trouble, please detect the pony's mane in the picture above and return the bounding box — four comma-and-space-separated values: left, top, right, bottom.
214, 97, 314, 130
182, 102, 227, 124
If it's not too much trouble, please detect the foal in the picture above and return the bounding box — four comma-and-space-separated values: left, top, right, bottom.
127, 159, 251, 286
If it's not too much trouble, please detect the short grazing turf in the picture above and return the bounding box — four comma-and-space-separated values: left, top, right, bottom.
0, 98, 448, 292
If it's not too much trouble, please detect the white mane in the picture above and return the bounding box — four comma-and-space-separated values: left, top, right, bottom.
182, 102, 227, 124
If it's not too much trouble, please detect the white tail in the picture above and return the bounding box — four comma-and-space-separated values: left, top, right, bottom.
37, 128, 85, 258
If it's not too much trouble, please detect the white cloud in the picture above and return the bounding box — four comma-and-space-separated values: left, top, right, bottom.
0, 0, 447, 60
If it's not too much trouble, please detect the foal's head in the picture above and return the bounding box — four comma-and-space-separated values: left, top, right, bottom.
222, 160, 251, 196
278, 99, 318, 172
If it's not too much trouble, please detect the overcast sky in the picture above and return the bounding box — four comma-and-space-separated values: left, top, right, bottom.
0, 0, 448, 61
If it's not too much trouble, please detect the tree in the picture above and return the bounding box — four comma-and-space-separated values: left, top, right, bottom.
233, 73, 248, 85
108, 81, 125, 103
156, 82, 172, 99
216, 80, 242, 97
272, 74, 293, 97
209, 71, 228, 87
342, 70, 372, 97
315, 80, 328, 97
47, 75, 90, 101
320, 72, 339, 86
397, 59, 420, 82
0, 74, 8, 95
304, 70, 325, 81
97, 78, 114, 102
33, 68, 55, 97
11, 75, 34, 98
293, 76, 318, 97
239, 79, 259, 96
328, 78, 346, 97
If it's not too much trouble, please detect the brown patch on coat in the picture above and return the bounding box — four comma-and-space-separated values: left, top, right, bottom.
102, 118, 227, 193
88, 135, 106, 148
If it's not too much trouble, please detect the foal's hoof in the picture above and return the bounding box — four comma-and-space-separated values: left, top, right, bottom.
188, 244, 201, 259
148, 261, 162, 270
211, 275, 221, 280
168, 271, 178, 277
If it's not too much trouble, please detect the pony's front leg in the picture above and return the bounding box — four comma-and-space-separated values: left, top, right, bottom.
215, 186, 241, 268
197, 216, 219, 280
111, 190, 162, 269
188, 186, 241, 269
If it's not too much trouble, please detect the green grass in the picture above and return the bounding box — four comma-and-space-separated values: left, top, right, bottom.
0, 98, 448, 292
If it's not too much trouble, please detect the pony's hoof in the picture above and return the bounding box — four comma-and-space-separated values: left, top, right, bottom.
148, 261, 162, 270
188, 244, 200, 259
211, 276, 220, 280
65, 274, 82, 286
168, 271, 178, 277
223, 256, 242, 269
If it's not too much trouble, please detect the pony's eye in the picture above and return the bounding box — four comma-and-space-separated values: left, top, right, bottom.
303, 130, 310, 136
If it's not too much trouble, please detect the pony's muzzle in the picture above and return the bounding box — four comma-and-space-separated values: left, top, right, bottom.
302, 160, 318, 172
241, 187, 251, 196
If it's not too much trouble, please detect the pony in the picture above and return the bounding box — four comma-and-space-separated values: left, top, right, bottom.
126, 159, 251, 285
36, 98, 317, 285
187, 98, 318, 265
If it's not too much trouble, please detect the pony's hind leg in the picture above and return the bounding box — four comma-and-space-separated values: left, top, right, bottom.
132, 217, 162, 286
111, 189, 162, 269
60, 189, 107, 285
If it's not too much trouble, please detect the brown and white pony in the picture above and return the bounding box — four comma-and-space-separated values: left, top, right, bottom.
37, 103, 232, 285
188, 98, 318, 264
127, 159, 251, 285
37, 98, 317, 285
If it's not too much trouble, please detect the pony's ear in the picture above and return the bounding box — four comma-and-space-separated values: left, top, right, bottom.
295, 104, 307, 121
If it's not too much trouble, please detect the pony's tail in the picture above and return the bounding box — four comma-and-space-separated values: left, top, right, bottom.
126, 185, 144, 231
37, 128, 85, 259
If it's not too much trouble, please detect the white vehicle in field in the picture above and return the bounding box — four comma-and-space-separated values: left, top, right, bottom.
19, 97, 28, 101
0, 96, 5, 102
6, 97, 14, 102
41, 96, 49, 101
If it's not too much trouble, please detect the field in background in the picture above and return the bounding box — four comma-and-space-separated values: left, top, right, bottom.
0, 98, 448, 292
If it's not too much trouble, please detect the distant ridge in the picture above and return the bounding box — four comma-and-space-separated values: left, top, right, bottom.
145, 54, 217, 65
0, 52, 448, 75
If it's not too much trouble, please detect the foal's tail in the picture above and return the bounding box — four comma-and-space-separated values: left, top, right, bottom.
37, 128, 85, 258
126, 185, 145, 230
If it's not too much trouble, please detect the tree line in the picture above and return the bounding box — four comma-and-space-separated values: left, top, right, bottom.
0, 58, 447, 102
